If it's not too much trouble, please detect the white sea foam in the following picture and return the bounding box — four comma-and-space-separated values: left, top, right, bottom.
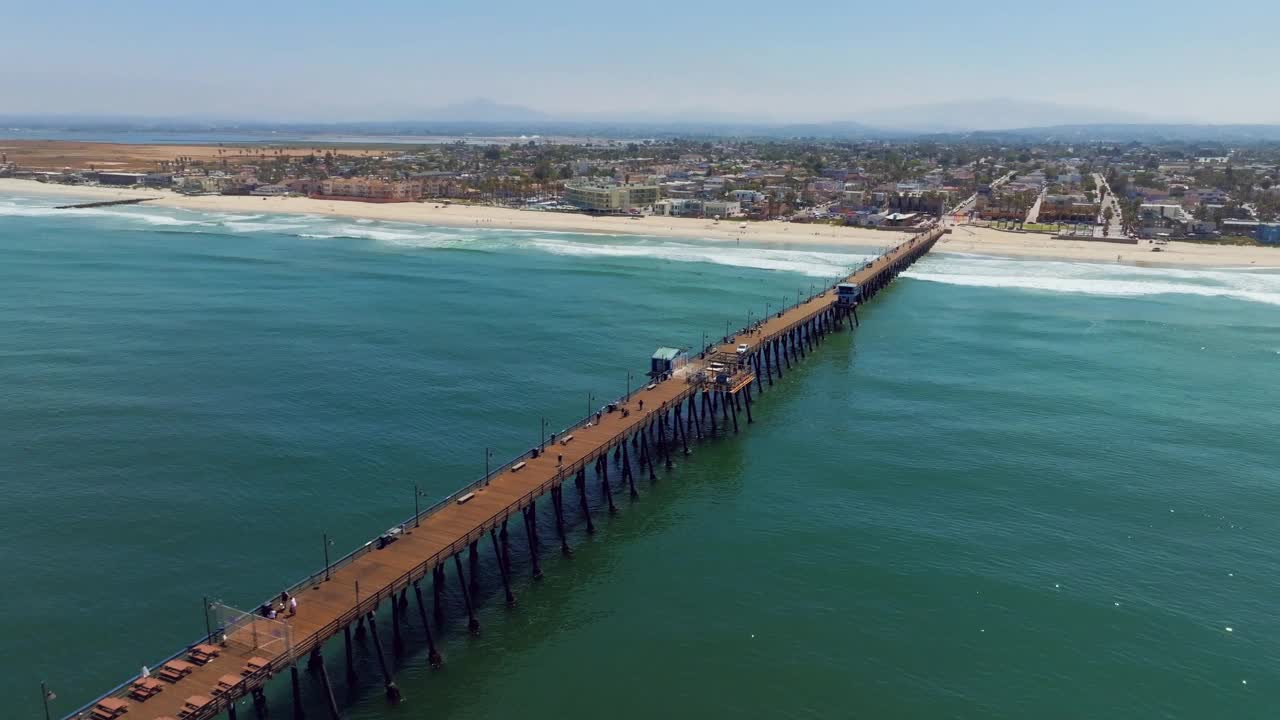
300, 225, 460, 246
0, 200, 209, 226
525, 238, 868, 277
905, 255, 1280, 307
223, 220, 313, 233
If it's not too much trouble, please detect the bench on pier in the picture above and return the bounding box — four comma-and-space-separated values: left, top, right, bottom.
91, 698, 129, 720
242, 657, 270, 676
178, 695, 213, 719
456, 492, 475, 505
511, 462, 527, 472
188, 643, 220, 665
559, 434, 574, 445
212, 674, 242, 696
129, 677, 164, 701
158, 659, 196, 683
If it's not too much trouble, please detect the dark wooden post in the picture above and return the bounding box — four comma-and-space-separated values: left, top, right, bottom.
657, 411, 672, 469
598, 454, 617, 514
343, 624, 356, 685
640, 429, 657, 480
412, 580, 443, 667
468, 540, 481, 601
453, 554, 480, 635
675, 402, 690, 454
575, 466, 595, 533
314, 650, 341, 719
500, 518, 512, 575
522, 503, 543, 580
490, 528, 516, 606
390, 588, 404, 655
552, 485, 571, 555
290, 665, 305, 720
365, 610, 400, 703
621, 441, 638, 498
432, 565, 445, 628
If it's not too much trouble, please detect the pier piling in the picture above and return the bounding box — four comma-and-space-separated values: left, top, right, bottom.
412, 580, 443, 667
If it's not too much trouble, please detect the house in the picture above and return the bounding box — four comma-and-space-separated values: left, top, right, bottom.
703, 200, 742, 218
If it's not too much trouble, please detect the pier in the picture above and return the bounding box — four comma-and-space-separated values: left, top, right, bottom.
54, 198, 159, 210
60, 227, 943, 720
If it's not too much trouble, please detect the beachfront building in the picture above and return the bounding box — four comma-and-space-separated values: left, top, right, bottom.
318, 177, 423, 202
975, 189, 1037, 221
703, 199, 742, 218
250, 184, 291, 196
563, 180, 660, 213
1038, 194, 1101, 223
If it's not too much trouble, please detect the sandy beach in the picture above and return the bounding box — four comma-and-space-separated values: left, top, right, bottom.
938, 224, 1280, 268
3, 178, 1278, 267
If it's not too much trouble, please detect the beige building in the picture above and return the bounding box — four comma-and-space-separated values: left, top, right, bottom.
564, 180, 660, 212
319, 177, 423, 201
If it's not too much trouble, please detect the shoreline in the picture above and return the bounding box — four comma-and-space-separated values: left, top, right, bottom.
3, 178, 1279, 268
0, 179, 909, 249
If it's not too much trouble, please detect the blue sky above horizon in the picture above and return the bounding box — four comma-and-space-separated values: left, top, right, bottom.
3, 0, 1278, 125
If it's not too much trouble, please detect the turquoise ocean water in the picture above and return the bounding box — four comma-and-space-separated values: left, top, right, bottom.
2, 193, 1279, 719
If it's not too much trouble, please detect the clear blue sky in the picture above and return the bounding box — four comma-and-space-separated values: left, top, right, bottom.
3, 0, 1278, 124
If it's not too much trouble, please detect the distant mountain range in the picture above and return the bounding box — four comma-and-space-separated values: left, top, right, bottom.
3, 98, 1279, 143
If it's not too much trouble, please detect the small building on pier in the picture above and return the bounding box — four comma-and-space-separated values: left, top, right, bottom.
836, 282, 862, 306
650, 347, 688, 379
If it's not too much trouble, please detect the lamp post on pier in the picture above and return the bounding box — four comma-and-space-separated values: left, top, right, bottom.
540, 417, 548, 449
414, 482, 421, 527
323, 532, 333, 581
41, 682, 54, 720
626, 371, 633, 400
484, 447, 494, 485
587, 392, 594, 421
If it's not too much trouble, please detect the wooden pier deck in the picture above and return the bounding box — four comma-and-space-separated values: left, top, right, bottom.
60, 228, 943, 720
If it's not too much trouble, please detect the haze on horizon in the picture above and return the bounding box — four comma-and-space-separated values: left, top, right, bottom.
4, 0, 1278, 128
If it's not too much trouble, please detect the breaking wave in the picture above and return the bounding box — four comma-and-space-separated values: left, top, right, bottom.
525, 238, 869, 277
906, 255, 1280, 307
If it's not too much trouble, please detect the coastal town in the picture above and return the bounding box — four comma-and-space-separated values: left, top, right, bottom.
3, 137, 1279, 246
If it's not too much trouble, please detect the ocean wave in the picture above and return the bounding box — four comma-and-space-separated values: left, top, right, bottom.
0, 201, 210, 226
299, 225, 460, 245
905, 256, 1280, 306
223, 220, 313, 233
525, 238, 868, 278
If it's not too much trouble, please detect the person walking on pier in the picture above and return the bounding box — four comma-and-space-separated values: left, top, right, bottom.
289, 595, 298, 617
